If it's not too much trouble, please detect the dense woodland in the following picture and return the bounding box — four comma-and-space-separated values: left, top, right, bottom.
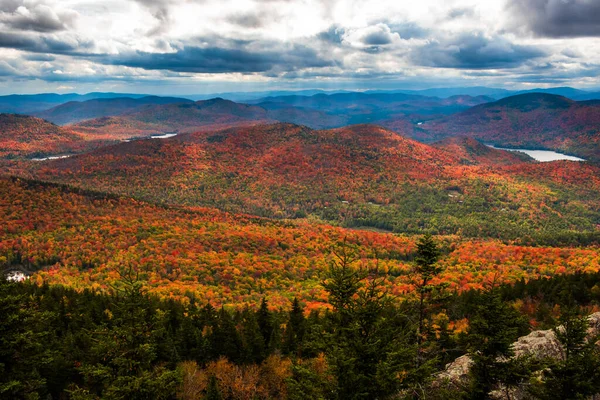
2, 91, 600, 399
11, 122, 600, 245
3, 238, 600, 399
3, 177, 600, 309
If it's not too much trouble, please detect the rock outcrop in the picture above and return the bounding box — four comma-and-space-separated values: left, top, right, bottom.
436, 312, 600, 398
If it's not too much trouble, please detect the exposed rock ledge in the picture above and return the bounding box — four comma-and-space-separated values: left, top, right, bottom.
436, 312, 600, 399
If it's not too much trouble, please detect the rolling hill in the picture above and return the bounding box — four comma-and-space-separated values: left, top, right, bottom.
2, 176, 600, 308
34, 96, 193, 125
252, 92, 493, 127
0, 92, 149, 114
22, 122, 600, 242
70, 98, 275, 139
432, 136, 533, 165
414, 93, 600, 162
0, 113, 109, 159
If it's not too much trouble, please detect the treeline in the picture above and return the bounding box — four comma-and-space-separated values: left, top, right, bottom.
2, 239, 600, 399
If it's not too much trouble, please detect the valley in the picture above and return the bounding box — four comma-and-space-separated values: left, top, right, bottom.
3, 1, 600, 397
2, 87, 600, 399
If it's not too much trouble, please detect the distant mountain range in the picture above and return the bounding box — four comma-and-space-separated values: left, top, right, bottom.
0, 92, 149, 114
1, 90, 599, 164
69, 98, 274, 139
412, 93, 600, 162
34, 96, 193, 125
2, 86, 600, 116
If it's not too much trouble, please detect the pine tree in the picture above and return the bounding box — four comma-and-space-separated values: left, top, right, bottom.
322, 240, 413, 399
466, 290, 530, 400
283, 298, 306, 356
204, 375, 222, 400
413, 234, 443, 368
0, 278, 57, 399
71, 265, 181, 399
530, 306, 600, 399
257, 298, 273, 349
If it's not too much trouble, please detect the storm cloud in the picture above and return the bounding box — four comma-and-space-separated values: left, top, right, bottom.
412, 32, 547, 69
103, 41, 334, 74
507, 0, 600, 38
0, 2, 78, 32
0, 0, 598, 93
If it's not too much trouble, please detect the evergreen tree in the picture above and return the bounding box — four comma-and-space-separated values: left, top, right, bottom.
71, 266, 181, 399
0, 278, 57, 399
283, 298, 306, 356
529, 306, 600, 399
413, 234, 443, 368
204, 375, 222, 400
466, 290, 530, 400
257, 298, 274, 351
322, 240, 413, 399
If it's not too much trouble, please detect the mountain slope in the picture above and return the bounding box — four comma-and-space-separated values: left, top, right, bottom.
0, 92, 149, 114
34, 96, 193, 125
0, 113, 106, 159
70, 98, 274, 139
417, 93, 600, 162
432, 136, 533, 165
22, 122, 600, 242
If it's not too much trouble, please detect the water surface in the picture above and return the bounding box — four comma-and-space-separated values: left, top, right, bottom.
487, 145, 585, 162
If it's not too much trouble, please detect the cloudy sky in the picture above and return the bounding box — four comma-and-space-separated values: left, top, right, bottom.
0, 0, 599, 94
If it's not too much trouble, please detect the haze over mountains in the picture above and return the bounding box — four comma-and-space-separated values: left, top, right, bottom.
416, 93, 600, 162
2, 87, 599, 163
4, 0, 600, 397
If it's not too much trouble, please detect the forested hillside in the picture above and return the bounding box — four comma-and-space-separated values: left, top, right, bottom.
21, 123, 600, 243
414, 93, 600, 162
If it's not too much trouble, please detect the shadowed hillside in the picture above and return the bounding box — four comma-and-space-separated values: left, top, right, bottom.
20, 122, 600, 242
413, 93, 600, 162
0, 114, 108, 159
34, 96, 193, 125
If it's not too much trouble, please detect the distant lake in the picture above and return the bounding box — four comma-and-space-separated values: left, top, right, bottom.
151, 133, 178, 139
487, 145, 585, 162
31, 155, 72, 161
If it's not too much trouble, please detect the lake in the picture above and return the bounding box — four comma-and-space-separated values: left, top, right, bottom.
150, 133, 178, 139
32, 155, 72, 161
487, 145, 585, 162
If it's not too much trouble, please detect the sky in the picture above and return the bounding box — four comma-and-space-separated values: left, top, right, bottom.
0, 0, 599, 95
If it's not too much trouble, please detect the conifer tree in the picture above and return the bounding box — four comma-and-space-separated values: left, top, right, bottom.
322, 240, 413, 399
530, 304, 600, 399
283, 298, 306, 356
204, 375, 222, 400
413, 234, 443, 368
466, 289, 529, 400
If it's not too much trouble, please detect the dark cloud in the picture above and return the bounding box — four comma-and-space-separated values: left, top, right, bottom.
507, 0, 600, 37
412, 32, 546, 69
103, 41, 333, 74
0, 0, 21, 13
317, 25, 345, 44
362, 30, 393, 45
341, 23, 400, 51
0, 2, 78, 32
0, 31, 93, 55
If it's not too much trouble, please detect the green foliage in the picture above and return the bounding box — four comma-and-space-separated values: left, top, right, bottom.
0, 278, 58, 400
529, 303, 600, 399
465, 290, 530, 399
321, 241, 416, 399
